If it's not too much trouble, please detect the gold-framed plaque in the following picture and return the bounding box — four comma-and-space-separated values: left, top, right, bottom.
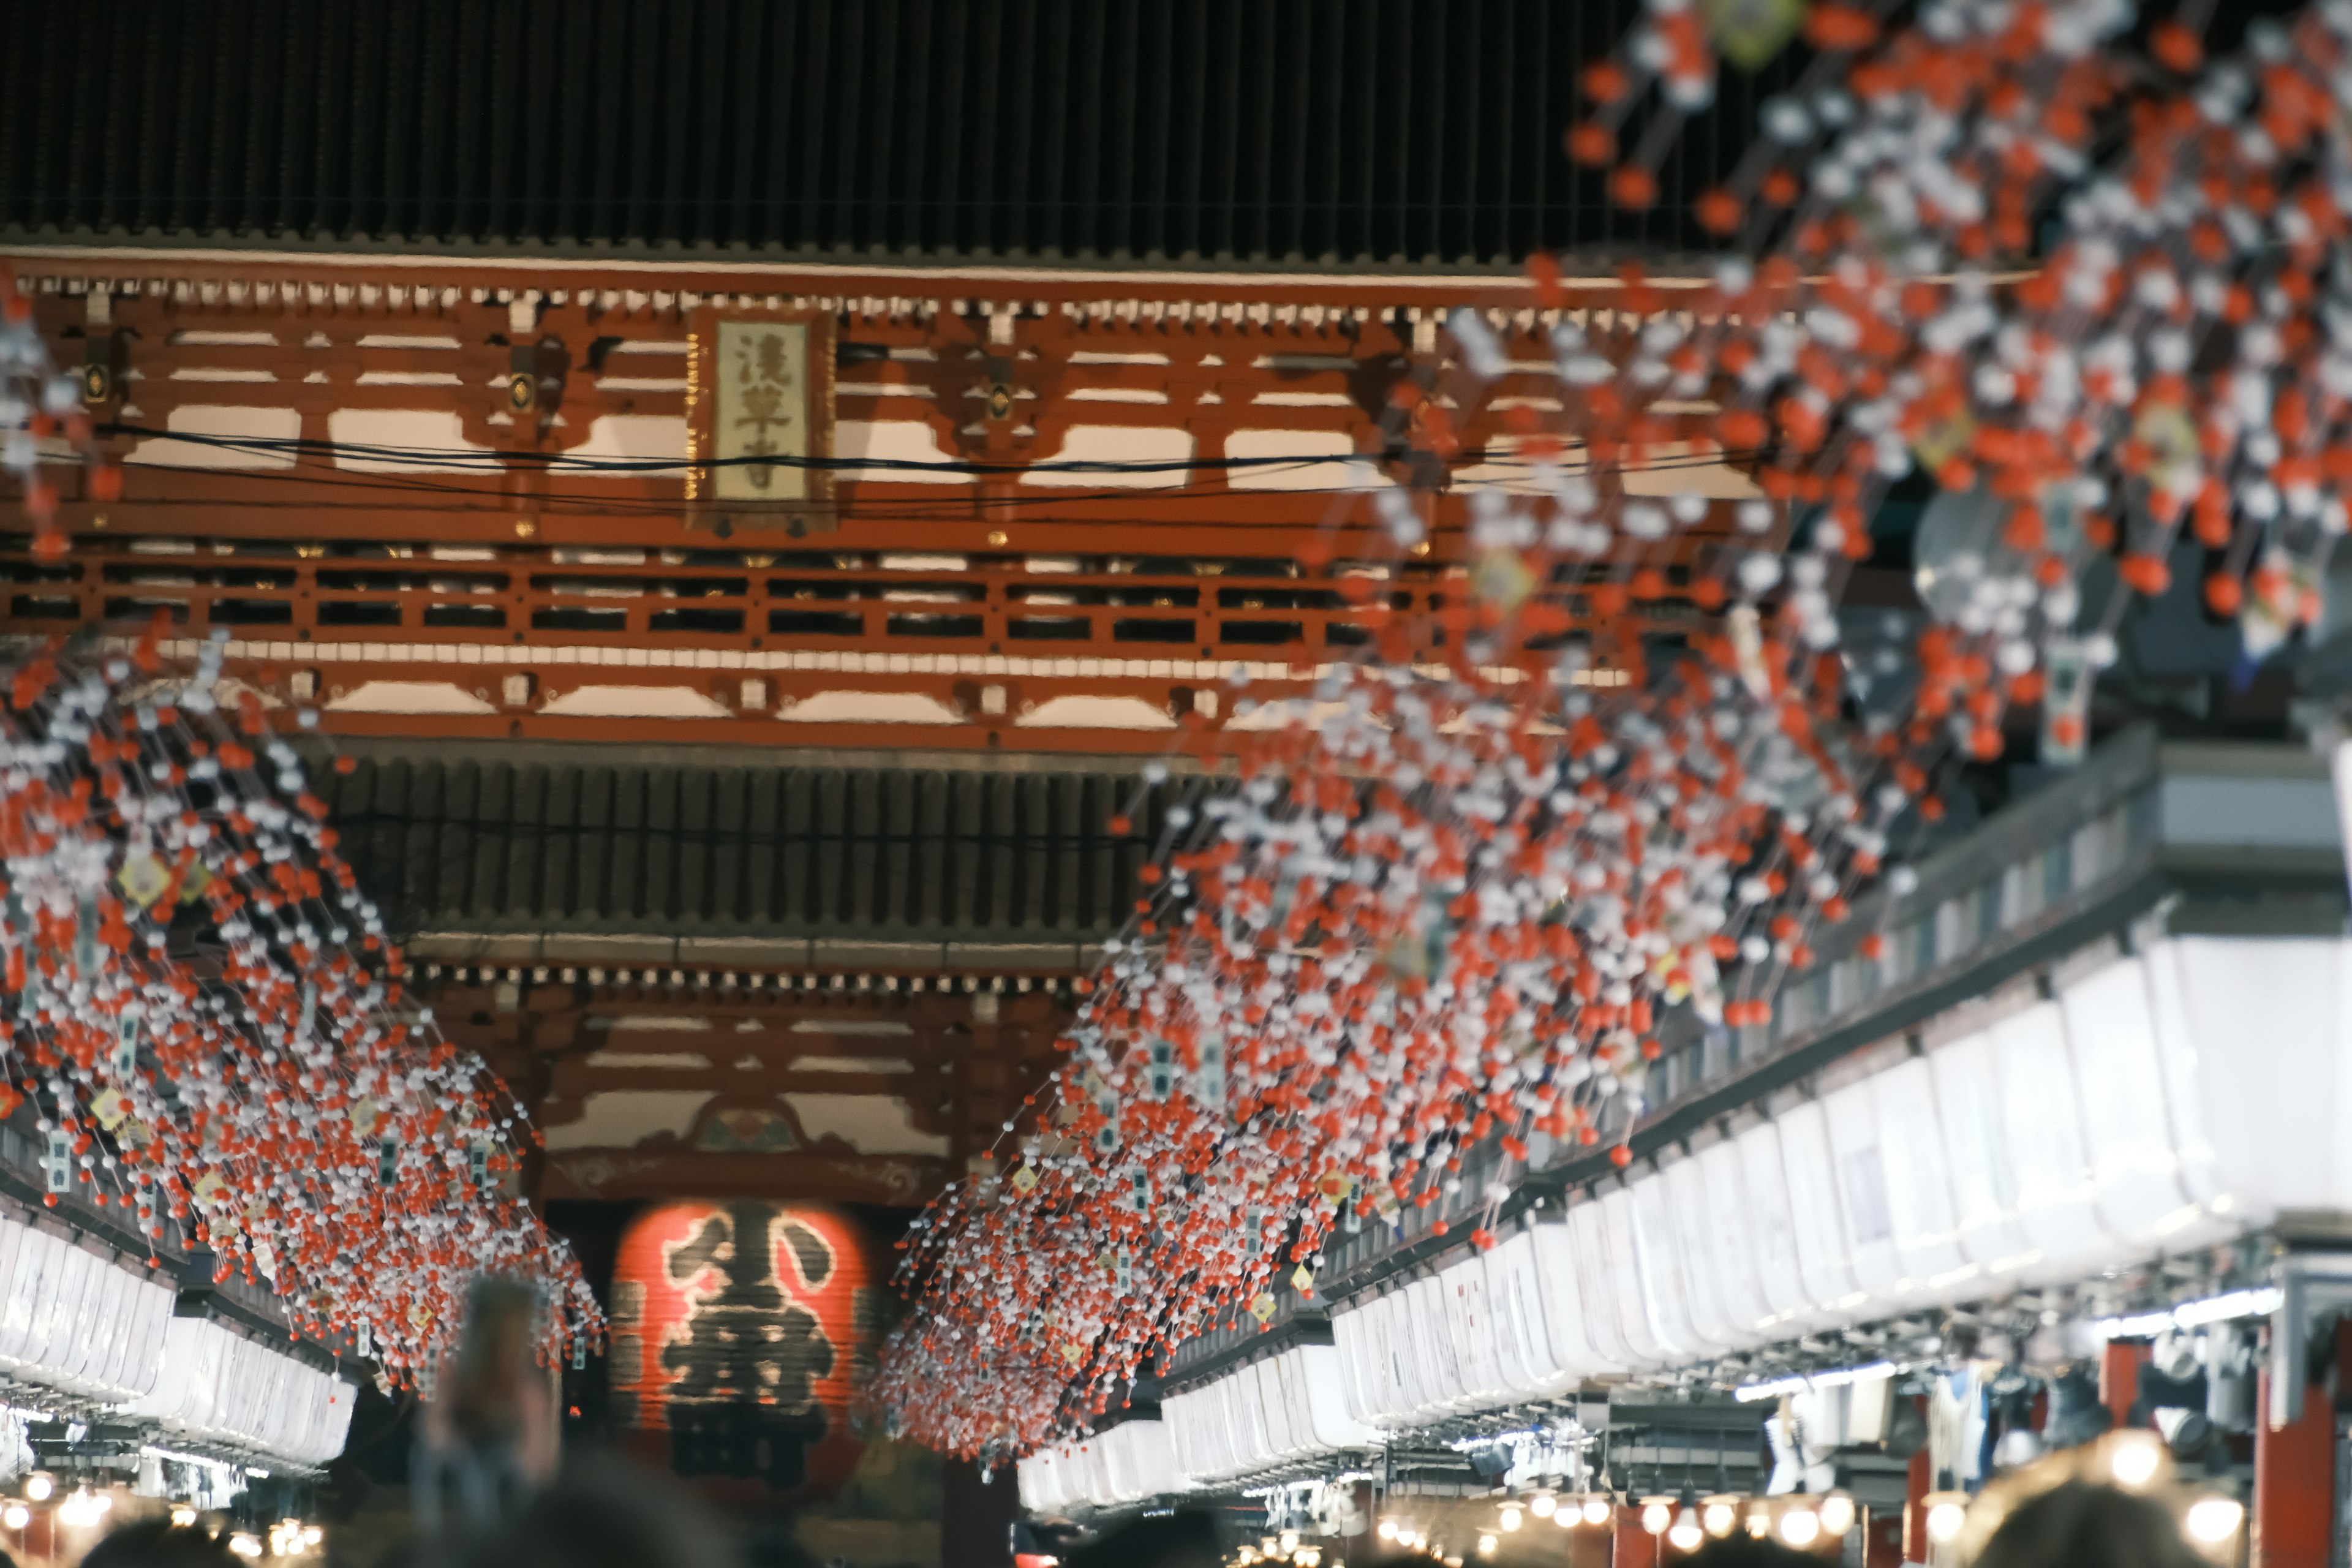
687, 311, 836, 534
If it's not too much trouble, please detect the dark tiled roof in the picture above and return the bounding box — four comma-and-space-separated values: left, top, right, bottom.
0, 0, 1792, 268
312, 741, 1196, 949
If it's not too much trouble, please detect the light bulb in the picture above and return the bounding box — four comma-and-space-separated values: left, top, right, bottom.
1529, 1494, 1557, 1520
1667, 1520, 1703, 1553
1926, 1502, 1967, 1544
2111, 1433, 2163, 1490
1280, 1532, 1300, 1555
1702, 1502, 1735, 1538
1581, 1497, 1613, 1527
1779, 1507, 1820, 1548
1476, 1534, 1498, 1558
1498, 1506, 1522, 1532
230, 1534, 262, 1560
1746, 1512, 1771, 1540
1819, 1494, 1856, 1537
2, 1506, 25, 1531
23, 1476, 51, 1503
1641, 1501, 1672, 1536
2185, 1496, 2245, 1546
1379, 1521, 1400, 1542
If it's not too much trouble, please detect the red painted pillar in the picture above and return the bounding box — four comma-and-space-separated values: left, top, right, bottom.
2253, 1364, 2334, 1568
1610, 1507, 1657, 1568
1862, 1506, 1904, 1568
1900, 1430, 1931, 1564
1570, 1518, 1615, 1568
2100, 1340, 2146, 1430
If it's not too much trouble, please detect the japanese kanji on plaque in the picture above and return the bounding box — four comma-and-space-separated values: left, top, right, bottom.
714, 322, 811, 502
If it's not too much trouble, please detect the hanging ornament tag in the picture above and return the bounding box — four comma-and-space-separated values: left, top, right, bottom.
469, 1142, 491, 1193
379, 1139, 401, 1186
1248, 1292, 1280, 1324
2040, 639, 2092, 767
1009, 1164, 1038, 1194
1472, 547, 1537, 612
571, 1337, 587, 1371
349, 1098, 380, 1139
115, 852, 170, 910
90, 1089, 128, 1131
1728, 603, 1774, 703
1702, 0, 1803, 69
2132, 402, 2201, 497
74, 891, 100, 983
192, 1172, 225, 1207
43, 1129, 70, 1194
1192, 1037, 1226, 1114
113, 1004, 144, 1077
2243, 549, 2320, 661
356, 1320, 373, 1358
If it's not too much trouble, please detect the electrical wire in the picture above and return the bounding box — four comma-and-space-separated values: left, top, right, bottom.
89, 423, 1768, 525
102, 422, 1378, 477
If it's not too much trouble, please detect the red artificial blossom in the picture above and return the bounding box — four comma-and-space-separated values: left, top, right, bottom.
0, 636, 603, 1382
875, 0, 2352, 1464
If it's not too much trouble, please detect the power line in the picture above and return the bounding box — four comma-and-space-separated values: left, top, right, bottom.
94, 424, 1766, 524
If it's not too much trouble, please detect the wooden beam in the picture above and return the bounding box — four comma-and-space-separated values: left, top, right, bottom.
431, 974, 1068, 1207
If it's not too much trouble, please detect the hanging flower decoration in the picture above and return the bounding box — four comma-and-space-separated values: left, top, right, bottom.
875, 0, 2352, 1463
3, 268, 600, 1380
0, 635, 603, 1381
1, 270, 118, 562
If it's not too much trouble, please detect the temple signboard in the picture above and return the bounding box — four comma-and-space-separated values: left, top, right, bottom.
690, 312, 836, 533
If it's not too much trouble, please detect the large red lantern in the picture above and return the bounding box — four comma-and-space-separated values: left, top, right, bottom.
609, 1200, 877, 1504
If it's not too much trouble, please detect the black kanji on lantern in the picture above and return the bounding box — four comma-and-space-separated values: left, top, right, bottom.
660, 1200, 837, 1489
